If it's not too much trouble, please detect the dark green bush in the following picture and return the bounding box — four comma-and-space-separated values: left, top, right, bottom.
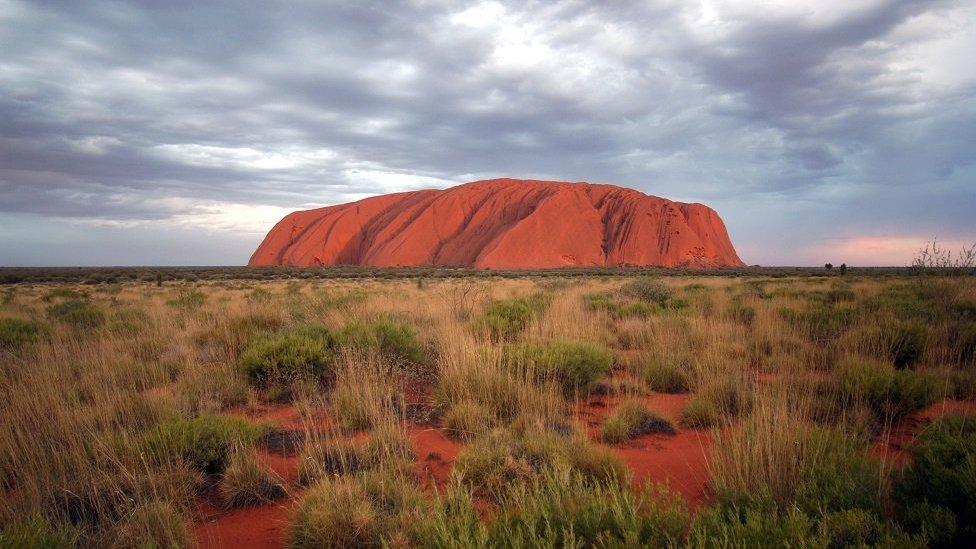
679, 377, 752, 429
801, 305, 855, 341
142, 414, 263, 474
46, 299, 104, 328
238, 325, 336, 388
896, 415, 976, 546
621, 278, 673, 306
503, 340, 614, 396
837, 360, 939, 421
41, 287, 87, 302
0, 317, 43, 349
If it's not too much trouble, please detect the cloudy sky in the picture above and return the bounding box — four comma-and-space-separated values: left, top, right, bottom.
1, 0, 974, 266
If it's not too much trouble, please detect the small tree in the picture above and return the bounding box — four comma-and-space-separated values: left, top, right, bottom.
839, 263, 847, 276
825, 263, 833, 271
911, 238, 976, 276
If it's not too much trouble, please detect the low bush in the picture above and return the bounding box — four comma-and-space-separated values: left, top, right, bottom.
620, 278, 672, 306
601, 400, 675, 443
895, 415, 976, 546
46, 299, 104, 328
290, 470, 425, 548
220, 449, 286, 507
113, 500, 190, 549
173, 363, 250, 416
502, 340, 614, 396
641, 356, 691, 393
837, 360, 939, 421
142, 414, 264, 474
0, 317, 43, 350
678, 397, 719, 429
238, 325, 337, 389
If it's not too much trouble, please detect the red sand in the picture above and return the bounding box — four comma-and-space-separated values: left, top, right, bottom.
577, 392, 713, 508
194, 499, 293, 549
409, 426, 463, 488
249, 179, 744, 269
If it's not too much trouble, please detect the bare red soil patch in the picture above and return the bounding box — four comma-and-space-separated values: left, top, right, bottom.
577, 392, 713, 509
194, 498, 294, 549
409, 426, 463, 488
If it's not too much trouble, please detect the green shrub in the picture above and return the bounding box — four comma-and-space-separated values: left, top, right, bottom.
621, 278, 672, 306
583, 292, 619, 314
0, 516, 78, 548
113, 500, 190, 549
0, 317, 43, 349
690, 504, 823, 547
489, 468, 688, 548
896, 415, 976, 546
641, 357, 691, 393
46, 299, 104, 328
617, 301, 663, 318
142, 414, 263, 474
290, 470, 425, 548
837, 360, 939, 421
220, 449, 286, 507
601, 400, 675, 443
474, 294, 550, 341
336, 319, 427, 367
503, 340, 614, 396
238, 325, 336, 388
680, 377, 752, 429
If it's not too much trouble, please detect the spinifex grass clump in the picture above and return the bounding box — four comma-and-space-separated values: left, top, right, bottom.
641, 355, 691, 393
453, 426, 626, 501
836, 358, 939, 422
601, 399, 676, 443
896, 415, 976, 546
220, 448, 286, 508
679, 375, 753, 428
46, 299, 104, 328
290, 469, 426, 548
501, 340, 614, 397
141, 414, 264, 475
0, 317, 44, 350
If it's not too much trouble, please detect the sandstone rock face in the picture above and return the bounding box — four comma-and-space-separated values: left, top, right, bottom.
249, 179, 745, 269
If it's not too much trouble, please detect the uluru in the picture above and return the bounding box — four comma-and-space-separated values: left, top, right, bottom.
249, 178, 744, 269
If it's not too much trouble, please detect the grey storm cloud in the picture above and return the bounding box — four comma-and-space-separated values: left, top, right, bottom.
1, 0, 974, 266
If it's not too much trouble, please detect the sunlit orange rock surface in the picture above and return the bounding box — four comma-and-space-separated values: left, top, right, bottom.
249, 179, 744, 268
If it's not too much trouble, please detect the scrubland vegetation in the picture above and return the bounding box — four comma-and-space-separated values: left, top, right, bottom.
1, 272, 975, 547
